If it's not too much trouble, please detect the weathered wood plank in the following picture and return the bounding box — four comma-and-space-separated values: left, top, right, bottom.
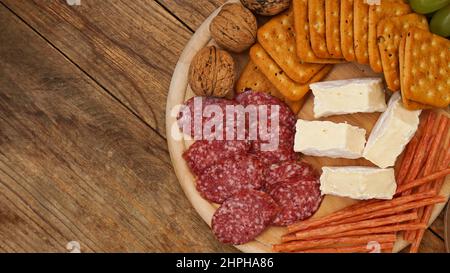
1, 0, 193, 137
157, 0, 226, 31
430, 209, 445, 240
0, 5, 236, 253
418, 230, 447, 253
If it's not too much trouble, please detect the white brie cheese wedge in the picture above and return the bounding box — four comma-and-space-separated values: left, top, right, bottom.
294, 120, 367, 159
320, 167, 397, 200
310, 78, 387, 118
363, 92, 421, 168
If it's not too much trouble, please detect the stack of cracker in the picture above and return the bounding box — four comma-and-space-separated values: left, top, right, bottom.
399, 28, 450, 110
236, 11, 333, 114
237, 0, 449, 112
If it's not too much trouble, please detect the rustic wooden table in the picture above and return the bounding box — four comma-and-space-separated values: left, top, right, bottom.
0, 0, 446, 253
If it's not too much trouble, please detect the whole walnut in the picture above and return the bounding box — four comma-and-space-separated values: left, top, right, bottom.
188, 46, 236, 97
210, 3, 257, 53
240, 0, 290, 16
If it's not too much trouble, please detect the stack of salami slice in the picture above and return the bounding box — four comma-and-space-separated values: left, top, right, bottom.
178, 91, 322, 244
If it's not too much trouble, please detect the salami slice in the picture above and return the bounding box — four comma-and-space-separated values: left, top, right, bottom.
264, 160, 318, 191
269, 179, 322, 226
177, 96, 239, 140
196, 155, 265, 204
251, 125, 298, 166
211, 189, 280, 245
183, 140, 251, 176
235, 90, 296, 128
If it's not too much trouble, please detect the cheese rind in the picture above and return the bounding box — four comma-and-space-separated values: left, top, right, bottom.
310, 78, 387, 118
294, 120, 367, 159
363, 92, 421, 168
320, 167, 397, 200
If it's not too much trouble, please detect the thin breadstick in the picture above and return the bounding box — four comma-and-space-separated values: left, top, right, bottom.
406, 118, 449, 242
411, 153, 449, 250
395, 168, 450, 194
403, 112, 436, 184
327, 196, 445, 226
282, 223, 425, 243
327, 223, 426, 238
286, 192, 434, 234
432, 148, 450, 195
397, 136, 420, 184
422, 116, 448, 177
292, 212, 417, 240
410, 134, 450, 251
273, 234, 396, 252
294, 243, 394, 253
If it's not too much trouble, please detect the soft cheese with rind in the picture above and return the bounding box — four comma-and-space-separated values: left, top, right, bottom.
363, 92, 421, 168
310, 78, 387, 118
294, 120, 367, 159
320, 167, 397, 200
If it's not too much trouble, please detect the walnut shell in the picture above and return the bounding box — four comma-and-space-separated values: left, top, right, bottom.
188, 46, 236, 97
240, 0, 290, 16
210, 3, 257, 53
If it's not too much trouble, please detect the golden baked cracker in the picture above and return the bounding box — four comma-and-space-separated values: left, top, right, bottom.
236, 60, 279, 95
292, 0, 343, 64
250, 44, 334, 101
325, 0, 343, 58
340, 0, 356, 62
309, 0, 341, 59
403, 28, 450, 108
398, 36, 430, 110
236, 60, 306, 113
257, 11, 325, 84
250, 43, 311, 101
377, 14, 428, 91
310, 64, 333, 83
368, 0, 411, 73
354, 0, 369, 64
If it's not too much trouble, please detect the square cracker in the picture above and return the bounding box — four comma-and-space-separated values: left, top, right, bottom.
354, 0, 370, 64
292, 0, 343, 64
368, 0, 411, 73
399, 35, 430, 110
249, 44, 333, 101
309, 0, 342, 59
340, 0, 356, 62
402, 28, 450, 108
257, 12, 325, 84
325, 0, 343, 58
378, 14, 428, 91
236, 60, 307, 113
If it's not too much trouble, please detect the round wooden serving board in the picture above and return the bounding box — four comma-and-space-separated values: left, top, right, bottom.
166, 0, 450, 253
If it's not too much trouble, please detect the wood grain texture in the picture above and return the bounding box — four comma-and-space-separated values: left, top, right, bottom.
1, 0, 193, 137
430, 210, 445, 240
0, 5, 236, 253
0, 0, 445, 253
157, 0, 226, 30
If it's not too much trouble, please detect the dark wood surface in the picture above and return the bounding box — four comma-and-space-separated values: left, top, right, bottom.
0, 0, 445, 252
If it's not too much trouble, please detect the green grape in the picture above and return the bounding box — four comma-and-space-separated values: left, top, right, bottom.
430, 4, 450, 37
409, 0, 450, 14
